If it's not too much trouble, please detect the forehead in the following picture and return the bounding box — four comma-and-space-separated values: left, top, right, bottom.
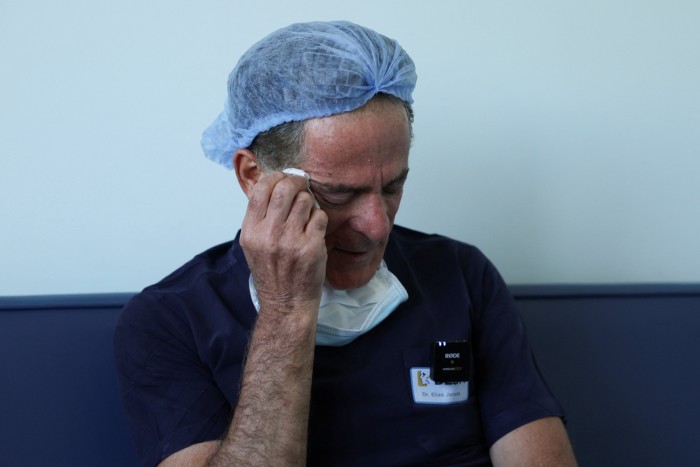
301, 99, 412, 177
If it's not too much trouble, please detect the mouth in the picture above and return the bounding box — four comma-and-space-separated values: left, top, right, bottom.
330, 245, 377, 261
333, 247, 369, 256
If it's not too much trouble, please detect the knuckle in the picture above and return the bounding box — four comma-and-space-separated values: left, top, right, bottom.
294, 191, 314, 207
269, 181, 296, 206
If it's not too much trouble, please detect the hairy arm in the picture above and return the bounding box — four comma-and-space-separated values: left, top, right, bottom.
208, 298, 319, 464
159, 172, 327, 467
490, 417, 577, 467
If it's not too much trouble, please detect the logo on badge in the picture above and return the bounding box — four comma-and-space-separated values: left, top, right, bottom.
416, 368, 433, 387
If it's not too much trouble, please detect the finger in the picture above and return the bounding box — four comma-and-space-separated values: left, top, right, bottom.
245, 172, 286, 221
285, 190, 319, 227
306, 207, 328, 235
265, 175, 311, 224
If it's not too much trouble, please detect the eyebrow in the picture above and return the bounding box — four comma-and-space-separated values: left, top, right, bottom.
310, 168, 410, 194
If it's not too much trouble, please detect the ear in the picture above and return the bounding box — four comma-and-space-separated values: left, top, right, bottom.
233, 149, 262, 197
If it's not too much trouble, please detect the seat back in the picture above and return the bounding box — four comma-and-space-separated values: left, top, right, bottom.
0, 294, 138, 467
514, 284, 700, 467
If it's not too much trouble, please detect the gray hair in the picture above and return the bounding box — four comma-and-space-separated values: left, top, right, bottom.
249, 94, 414, 172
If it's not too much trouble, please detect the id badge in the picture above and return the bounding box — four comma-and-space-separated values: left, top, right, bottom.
410, 368, 469, 404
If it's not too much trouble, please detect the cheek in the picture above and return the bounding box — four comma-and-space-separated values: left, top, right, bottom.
383, 194, 403, 225
389, 194, 403, 217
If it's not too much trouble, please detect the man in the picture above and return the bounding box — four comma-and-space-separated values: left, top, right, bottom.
115, 21, 577, 466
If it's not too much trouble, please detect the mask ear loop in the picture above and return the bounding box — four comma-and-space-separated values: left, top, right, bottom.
282, 168, 320, 208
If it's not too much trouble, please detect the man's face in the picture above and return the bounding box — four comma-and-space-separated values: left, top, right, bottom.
301, 99, 412, 290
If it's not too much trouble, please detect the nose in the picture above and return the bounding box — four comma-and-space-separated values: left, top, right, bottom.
349, 193, 392, 242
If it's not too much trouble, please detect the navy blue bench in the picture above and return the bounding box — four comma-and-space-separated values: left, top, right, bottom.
1, 285, 698, 467
0, 294, 137, 467
515, 284, 700, 467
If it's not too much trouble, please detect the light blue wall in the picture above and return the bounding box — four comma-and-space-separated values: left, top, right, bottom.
2, 0, 699, 294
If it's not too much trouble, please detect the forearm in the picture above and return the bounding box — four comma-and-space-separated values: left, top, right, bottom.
206, 305, 318, 466
200, 169, 326, 465
490, 417, 577, 467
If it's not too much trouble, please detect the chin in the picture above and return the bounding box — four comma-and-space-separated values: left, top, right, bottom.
324, 245, 386, 290
325, 265, 378, 290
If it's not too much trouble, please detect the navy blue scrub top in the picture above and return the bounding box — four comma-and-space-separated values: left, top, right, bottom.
114, 225, 564, 466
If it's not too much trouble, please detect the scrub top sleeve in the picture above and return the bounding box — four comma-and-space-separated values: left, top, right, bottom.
470, 257, 565, 447
114, 294, 230, 467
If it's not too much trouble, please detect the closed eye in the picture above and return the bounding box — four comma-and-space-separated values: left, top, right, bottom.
383, 180, 405, 196
308, 183, 356, 208
316, 192, 355, 207
309, 168, 409, 207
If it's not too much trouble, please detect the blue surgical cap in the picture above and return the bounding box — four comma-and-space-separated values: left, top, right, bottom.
201, 20, 417, 169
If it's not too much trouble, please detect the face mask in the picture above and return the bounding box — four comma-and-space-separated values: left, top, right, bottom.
248, 261, 408, 346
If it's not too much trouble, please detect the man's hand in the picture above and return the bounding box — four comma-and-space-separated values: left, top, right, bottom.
240, 171, 328, 313
160, 171, 328, 467
196, 171, 328, 466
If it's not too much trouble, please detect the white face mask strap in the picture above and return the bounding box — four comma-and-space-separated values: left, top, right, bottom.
248, 275, 260, 311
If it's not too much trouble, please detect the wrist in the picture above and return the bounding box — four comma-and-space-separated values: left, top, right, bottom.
255, 301, 319, 339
